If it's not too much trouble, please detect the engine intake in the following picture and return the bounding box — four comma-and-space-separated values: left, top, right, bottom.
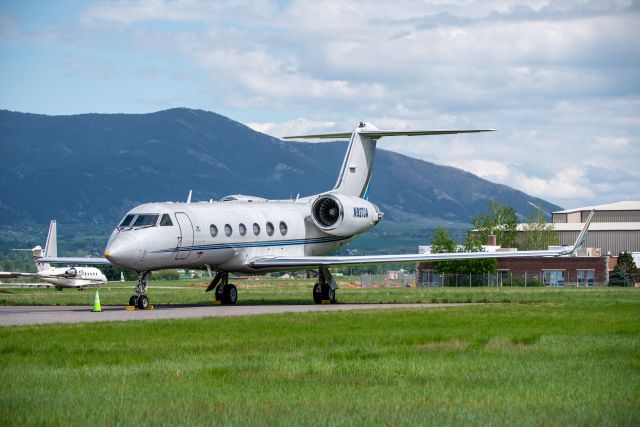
312, 196, 342, 227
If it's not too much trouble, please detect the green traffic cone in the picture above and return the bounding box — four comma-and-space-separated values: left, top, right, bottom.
92, 290, 102, 312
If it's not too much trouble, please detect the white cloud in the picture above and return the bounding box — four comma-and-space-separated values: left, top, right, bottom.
2, 0, 639, 208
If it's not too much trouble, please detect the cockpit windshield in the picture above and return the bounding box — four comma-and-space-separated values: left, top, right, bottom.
133, 214, 160, 227
119, 214, 136, 227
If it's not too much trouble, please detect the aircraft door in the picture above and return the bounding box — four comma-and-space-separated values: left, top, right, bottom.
175, 212, 194, 260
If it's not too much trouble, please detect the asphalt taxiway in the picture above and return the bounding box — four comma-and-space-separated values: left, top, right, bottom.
0, 303, 473, 326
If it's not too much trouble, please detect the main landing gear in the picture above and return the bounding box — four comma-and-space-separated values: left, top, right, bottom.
313, 266, 337, 304
129, 271, 150, 310
206, 272, 237, 305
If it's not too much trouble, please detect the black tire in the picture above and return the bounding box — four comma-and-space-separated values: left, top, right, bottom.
223, 284, 237, 305
137, 295, 149, 310
313, 282, 323, 304
129, 295, 138, 307
327, 287, 337, 304
215, 285, 224, 301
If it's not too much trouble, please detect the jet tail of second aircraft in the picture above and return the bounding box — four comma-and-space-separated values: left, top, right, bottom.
33, 220, 57, 272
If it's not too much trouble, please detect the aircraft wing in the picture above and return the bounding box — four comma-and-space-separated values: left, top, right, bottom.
37, 257, 111, 265
246, 248, 570, 269
248, 210, 594, 270
0, 272, 38, 279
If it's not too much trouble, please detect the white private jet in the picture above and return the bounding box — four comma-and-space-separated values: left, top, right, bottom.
0, 220, 108, 290
41, 122, 593, 309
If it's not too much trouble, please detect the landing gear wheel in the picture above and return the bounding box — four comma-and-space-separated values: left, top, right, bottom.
137, 295, 149, 310
223, 284, 237, 305
215, 284, 224, 302
129, 295, 138, 307
326, 287, 336, 304
313, 282, 323, 304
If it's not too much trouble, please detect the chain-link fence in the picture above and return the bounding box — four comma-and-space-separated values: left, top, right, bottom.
360, 273, 415, 288
417, 270, 612, 287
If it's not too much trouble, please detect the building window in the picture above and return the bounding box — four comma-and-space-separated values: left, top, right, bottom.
239, 223, 247, 236
543, 270, 565, 287
577, 270, 595, 287
210, 224, 218, 238
224, 224, 232, 237
266, 221, 274, 236
253, 223, 260, 235
279, 221, 288, 236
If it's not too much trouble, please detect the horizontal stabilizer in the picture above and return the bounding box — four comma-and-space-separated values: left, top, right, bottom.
283, 132, 353, 139
284, 129, 495, 140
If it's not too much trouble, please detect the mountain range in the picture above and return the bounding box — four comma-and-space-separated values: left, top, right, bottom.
0, 108, 561, 254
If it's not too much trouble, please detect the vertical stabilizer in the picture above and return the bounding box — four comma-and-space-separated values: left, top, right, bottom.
35, 220, 57, 272
44, 220, 57, 258
333, 125, 378, 198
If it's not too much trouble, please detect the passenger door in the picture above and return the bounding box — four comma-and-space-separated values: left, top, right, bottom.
175, 212, 194, 260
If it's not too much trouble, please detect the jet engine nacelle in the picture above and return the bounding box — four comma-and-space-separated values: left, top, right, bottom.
310, 193, 382, 236
64, 267, 77, 277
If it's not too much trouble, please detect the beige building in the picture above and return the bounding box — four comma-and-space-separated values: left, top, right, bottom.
546, 201, 640, 256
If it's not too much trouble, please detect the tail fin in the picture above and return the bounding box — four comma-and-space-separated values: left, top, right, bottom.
34, 220, 57, 272
44, 220, 57, 258
285, 123, 494, 198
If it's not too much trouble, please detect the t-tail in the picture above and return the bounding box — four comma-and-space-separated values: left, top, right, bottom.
32, 220, 57, 272
285, 122, 494, 198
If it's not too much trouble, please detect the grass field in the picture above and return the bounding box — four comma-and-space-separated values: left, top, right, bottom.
1, 278, 637, 306
1, 287, 639, 425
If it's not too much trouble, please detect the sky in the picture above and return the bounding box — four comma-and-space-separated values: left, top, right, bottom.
1, 0, 638, 209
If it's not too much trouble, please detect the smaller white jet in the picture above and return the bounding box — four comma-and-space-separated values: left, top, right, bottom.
0, 220, 108, 291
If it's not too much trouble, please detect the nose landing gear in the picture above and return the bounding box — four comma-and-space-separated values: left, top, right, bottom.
129, 271, 151, 310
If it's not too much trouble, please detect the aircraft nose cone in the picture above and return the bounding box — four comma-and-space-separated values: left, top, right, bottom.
104, 233, 139, 269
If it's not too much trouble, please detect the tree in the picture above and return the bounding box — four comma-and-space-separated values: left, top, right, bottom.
430, 227, 456, 254
99, 264, 137, 281
519, 206, 559, 250
430, 228, 458, 275
610, 252, 639, 286
471, 201, 518, 248
429, 227, 496, 276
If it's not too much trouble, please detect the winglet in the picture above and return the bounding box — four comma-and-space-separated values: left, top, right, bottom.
566, 210, 595, 255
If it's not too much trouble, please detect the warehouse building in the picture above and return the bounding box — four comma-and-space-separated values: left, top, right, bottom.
417, 201, 639, 287
549, 201, 640, 256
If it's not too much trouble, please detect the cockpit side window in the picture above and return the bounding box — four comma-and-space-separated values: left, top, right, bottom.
133, 214, 160, 227
119, 214, 136, 227
160, 214, 173, 226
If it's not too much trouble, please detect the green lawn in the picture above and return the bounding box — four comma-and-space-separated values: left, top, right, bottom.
1, 278, 636, 306
0, 288, 639, 425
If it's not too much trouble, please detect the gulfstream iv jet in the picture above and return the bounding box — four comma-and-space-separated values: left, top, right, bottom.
42, 122, 592, 309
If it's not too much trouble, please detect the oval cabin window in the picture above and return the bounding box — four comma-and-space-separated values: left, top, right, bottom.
279, 221, 288, 236
210, 224, 218, 238
239, 223, 247, 236
266, 222, 274, 236
224, 224, 232, 237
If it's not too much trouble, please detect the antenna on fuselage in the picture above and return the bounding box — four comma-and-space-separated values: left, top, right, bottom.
186, 190, 192, 204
